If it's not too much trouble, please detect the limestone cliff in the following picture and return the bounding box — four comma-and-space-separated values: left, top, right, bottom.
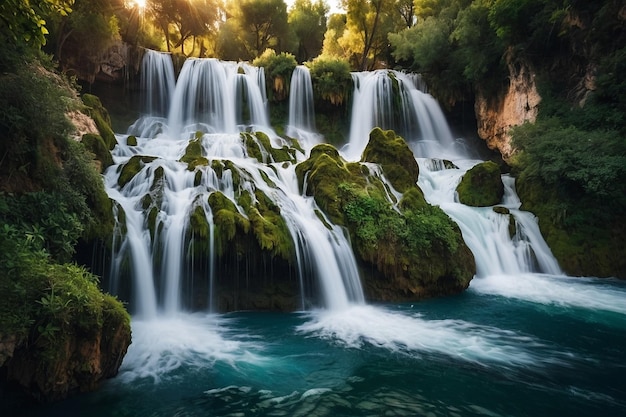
474, 51, 541, 160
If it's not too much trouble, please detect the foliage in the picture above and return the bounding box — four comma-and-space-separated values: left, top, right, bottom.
0, 0, 73, 49
307, 56, 353, 106
253, 49, 298, 101
50, 0, 121, 68
0, 224, 129, 373
217, 0, 290, 60
288, 0, 328, 62
146, 0, 220, 55
511, 119, 626, 212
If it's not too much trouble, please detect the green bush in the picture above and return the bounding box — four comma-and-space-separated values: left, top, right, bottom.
253, 49, 298, 102
306, 56, 352, 106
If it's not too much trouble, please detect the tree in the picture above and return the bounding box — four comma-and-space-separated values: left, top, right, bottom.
288, 0, 329, 62
221, 0, 290, 60
0, 0, 73, 50
147, 0, 219, 55
321, 12, 347, 58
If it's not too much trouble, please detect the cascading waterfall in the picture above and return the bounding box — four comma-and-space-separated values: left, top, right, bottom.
107, 52, 363, 316
347, 70, 460, 160
286, 66, 320, 142
140, 49, 176, 118
417, 161, 561, 277
345, 70, 562, 279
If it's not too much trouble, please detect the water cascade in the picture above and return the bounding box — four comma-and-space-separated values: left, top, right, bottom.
286, 65, 320, 145
347, 70, 459, 160
140, 49, 176, 118
345, 70, 562, 279
107, 53, 363, 316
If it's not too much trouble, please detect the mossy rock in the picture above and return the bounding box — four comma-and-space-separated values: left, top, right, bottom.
186, 204, 211, 257
399, 186, 428, 211
81, 94, 117, 150
456, 161, 504, 207
208, 191, 251, 257
296, 141, 475, 300
242, 131, 296, 163
117, 155, 157, 188
246, 189, 294, 261
361, 128, 419, 192
81, 133, 113, 172
296, 143, 366, 225
180, 136, 208, 171
126, 135, 138, 146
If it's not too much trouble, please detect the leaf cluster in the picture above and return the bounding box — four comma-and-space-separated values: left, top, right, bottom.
306, 56, 353, 106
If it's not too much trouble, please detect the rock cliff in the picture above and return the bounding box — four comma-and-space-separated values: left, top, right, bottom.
474, 51, 541, 160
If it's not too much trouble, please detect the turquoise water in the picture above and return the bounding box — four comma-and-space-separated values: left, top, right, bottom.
10, 275, 626, 417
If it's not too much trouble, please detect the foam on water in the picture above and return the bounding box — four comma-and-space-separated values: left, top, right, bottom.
470, 273, 626, 315
296, 304, 567, 367
118, 313, 265, 384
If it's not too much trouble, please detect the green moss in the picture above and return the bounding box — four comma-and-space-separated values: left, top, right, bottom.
179, 136, 208, 171
242, 131, 296, 163
246, 190, 294, 261
186, 204, 210, 257
361, 128, 419, 192
117, 155, 157, 187
81, 94, 117, 150
126, 135, 137, 146
208, 192, 251, 256
296, 143, 364, 225
456, 161, 504, 207
81, 133, 113, 171
399, 186, 428, 211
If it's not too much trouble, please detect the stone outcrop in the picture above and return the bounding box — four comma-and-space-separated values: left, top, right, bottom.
0, 292, 131, 403
456, 161, 504, 207
475, 51, 541, 160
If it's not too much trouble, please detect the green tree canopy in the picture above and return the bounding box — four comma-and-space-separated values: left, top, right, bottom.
288, 0, 329, 63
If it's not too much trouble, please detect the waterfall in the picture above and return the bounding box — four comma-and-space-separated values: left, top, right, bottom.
286, 66, 322, 146
417, 162, 561, 276
107, 58, 364, 315
344, 71, 561, 278
346, 70, 460, 160
140, 49, 176, 118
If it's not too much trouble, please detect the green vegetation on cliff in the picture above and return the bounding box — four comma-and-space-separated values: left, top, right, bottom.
0, 216, 130, 402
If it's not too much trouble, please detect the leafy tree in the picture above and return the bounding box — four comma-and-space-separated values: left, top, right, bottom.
341, 0, 396, 70
0, 0, 73, 50
321, 12, 347, 58
51, 0, 121, 71
218, 0, 289, 60
288, 0, 329, 62
147, 0, 220, 55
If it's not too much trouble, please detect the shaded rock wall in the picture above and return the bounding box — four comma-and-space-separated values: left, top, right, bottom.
475, 51, 541, 160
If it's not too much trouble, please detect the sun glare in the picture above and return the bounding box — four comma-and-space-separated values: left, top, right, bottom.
133, 0, 146, 9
